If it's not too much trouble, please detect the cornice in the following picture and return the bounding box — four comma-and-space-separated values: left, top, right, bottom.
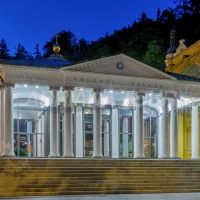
122, 54, 176, 80
61, 54, 123, 71
0, 64, 61, 74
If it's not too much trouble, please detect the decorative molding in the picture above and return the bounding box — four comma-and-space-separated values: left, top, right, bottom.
4, 82, 15, 88
49, 86, 60, 91
62, 86, 74, 91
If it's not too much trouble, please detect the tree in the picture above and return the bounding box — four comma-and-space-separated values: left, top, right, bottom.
75, 38, 89, 61
0, 38, 10, 59
33, 43, 41, 58
143, 40, 166, 71
14, 43, 32, 59
173, 0, 191, 17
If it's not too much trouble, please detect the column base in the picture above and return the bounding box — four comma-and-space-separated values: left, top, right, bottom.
48, 153, 60, 158
158, 156, 170, 159
191, 156, 199, 159
134, 154, 145, 159
62, 154, 74, 158
170, 156, 180, 159
92, 155, 103, 159
2, 152, 15, 157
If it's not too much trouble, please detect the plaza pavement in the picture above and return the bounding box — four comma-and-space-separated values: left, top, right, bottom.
1, 193, 200, 200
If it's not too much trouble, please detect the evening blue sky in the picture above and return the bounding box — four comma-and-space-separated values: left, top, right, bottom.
0, 0, 175, 56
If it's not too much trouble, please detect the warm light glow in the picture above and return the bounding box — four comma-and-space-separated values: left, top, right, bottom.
101, 97, 108, 105
123, 98, 129, 106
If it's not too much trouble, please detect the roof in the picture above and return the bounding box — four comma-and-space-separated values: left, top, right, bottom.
166, 72, 200, 82
0, 57, 72, 69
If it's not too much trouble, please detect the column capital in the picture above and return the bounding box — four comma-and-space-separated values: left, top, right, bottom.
4, 82, 15, 88
111, 105, 121, 109
162, 91, 177, 98
62, 86, 74, 91
135, 90, 146, 96
73, 103, 83, 107
49, 86, 60, 91
92, 88, 103, 93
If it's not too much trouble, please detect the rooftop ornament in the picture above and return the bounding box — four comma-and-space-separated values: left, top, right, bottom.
53, 32, 61, 53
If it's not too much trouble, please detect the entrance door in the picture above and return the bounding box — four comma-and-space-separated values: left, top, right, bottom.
83, 107, 93, 157
144, 117, 157, 158
119, 109, 133, 158
14, 118, 36, 157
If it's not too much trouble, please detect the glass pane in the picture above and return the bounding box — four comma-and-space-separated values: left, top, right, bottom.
84, 107, 93, 157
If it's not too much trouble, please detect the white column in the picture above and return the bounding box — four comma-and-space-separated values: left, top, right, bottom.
170, 97, 179, 158
75, 105, 83, 157
27, 121, 32, 157
159, 96, 169, 158
157, 116, 162, 158
63, 89, 74, 157
123, 116, 129, 157
0, 89, 5, 156
132, 108, 135, 158
31, 121, 36, 157
49, 87, 60, 157
37, 118, 42, 157
134, 92, 145, 158
111, 106, 119, 158
191, 104, 199, 159
41, 114, 45, 157
103, 120, 110, 157
4, 84, 15, 157
92, 90, 102, 158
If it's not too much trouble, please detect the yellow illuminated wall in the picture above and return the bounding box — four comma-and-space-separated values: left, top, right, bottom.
165, 40, 200, 77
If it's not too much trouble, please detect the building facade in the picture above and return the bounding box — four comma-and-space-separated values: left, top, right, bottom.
0, 47, 200, 159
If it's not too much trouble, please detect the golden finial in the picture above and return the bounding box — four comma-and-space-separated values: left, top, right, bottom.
53, 30, 61, 53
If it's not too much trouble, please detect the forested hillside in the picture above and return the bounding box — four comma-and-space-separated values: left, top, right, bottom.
0, 0, 200, 71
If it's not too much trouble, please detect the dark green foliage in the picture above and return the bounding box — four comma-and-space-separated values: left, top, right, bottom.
33, 43, 41, 58
0, 39, 10, 59
14, 43, 32, 59
143, 40, 166, 71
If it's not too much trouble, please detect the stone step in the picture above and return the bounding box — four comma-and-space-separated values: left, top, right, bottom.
0, 158, 200, 197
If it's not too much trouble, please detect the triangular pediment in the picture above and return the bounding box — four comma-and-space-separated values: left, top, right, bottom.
64, 54, 176, 80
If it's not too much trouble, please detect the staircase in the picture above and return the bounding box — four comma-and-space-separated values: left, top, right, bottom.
0, 158, 200, 197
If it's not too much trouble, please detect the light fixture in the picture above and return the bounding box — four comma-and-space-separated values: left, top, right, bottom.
24, 84, 27, 88
80, 88, 83, 91
109, 90, 113, 93
36, 85, 39, 89
121, 91, 124, 94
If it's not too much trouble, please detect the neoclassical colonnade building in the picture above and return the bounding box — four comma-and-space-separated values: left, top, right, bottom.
0, 40, 200, 159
